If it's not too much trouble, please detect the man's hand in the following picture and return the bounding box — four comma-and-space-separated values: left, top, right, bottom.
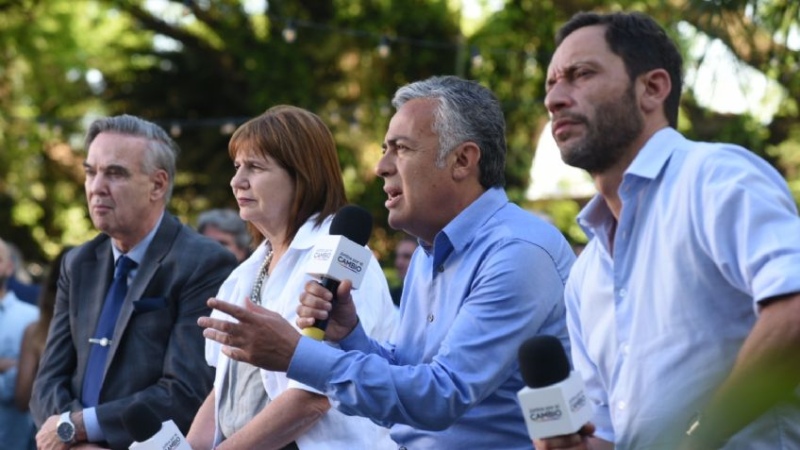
297, 279, 358, 342
198, 298, 301, 371
534, 423, 608, 450
35, 414, 69, 450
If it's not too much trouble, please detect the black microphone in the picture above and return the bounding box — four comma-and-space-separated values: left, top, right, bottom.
303, 204, 373, 340
516, 335, 593, 440
123, 403, 191, 450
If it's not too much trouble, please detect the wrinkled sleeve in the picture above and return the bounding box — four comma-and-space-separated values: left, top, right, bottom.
288, 242, 566, 430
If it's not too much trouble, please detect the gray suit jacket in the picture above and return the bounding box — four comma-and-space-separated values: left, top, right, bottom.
31, 213, 237, 449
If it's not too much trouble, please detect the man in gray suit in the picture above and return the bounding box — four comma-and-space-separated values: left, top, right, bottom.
31, 115, 237, 449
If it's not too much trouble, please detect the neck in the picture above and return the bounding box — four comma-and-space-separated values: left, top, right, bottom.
591, 125, 666, 220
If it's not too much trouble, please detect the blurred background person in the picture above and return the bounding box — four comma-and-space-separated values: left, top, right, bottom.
389, 234, 417, 307
15, 247, 72, 412
186, 105, 397, 450
197, 208, 252, 263
6, 242, 42, 306
0, 237, 40, 450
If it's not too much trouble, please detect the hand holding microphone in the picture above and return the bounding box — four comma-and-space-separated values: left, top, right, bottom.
301, 205, 373, 341
123, 403, 191, 450
517, 335, 594, 448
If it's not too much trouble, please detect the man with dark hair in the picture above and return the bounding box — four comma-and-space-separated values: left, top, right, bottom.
538, 11, 800, 449
197, 76, 576, 449
31, 115, 237, 449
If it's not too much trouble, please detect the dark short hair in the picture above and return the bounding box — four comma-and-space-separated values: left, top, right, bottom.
228, 105, 347, 246
85, 114, 180, 202
556, 12, 683, 128
392, 75, 507, 188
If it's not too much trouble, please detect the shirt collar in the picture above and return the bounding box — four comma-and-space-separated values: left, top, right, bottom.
111, 211, 165, 265
577, 127, 681, 238
423, 187, 508, 264
290, 213, 328, 251
0, 289, 21, 311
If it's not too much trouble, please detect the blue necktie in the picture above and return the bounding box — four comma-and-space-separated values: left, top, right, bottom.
81, 255, 137, 407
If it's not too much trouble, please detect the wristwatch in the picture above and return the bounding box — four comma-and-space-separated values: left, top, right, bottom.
57, 411, 77, 444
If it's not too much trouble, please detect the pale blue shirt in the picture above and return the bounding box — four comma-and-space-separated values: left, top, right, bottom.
83, 213, 163, 443
0, 290, 39, 450
567, 127, 800, 449
289, 188, 575, 449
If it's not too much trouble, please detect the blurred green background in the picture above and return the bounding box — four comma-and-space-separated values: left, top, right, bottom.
1, 0, 798, 281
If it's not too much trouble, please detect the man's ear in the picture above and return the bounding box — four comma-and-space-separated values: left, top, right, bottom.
639, 68, 671, 117
150, 169, 169, 202
451, 141, 481, 181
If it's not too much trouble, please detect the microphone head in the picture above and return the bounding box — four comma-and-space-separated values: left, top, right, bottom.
330, 204, 373, 246
518, 335, 571, 388
121, 402, 163, 443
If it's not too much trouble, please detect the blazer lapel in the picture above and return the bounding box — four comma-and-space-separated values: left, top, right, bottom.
104, 214, 180, 377
76, 240, 114, 385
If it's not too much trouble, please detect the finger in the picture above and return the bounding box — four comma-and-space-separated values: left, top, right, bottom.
578, 422, 596, 437
336, 279, 354, 304
207, 298, 252, 323
202, 327, 235, 346
295, 316, 317, 329
220, 344, 248, 364
296, 302, 329, 322
304, 280, 334, 300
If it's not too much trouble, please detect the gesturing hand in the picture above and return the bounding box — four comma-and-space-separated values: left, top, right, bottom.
198, 298, 301, 372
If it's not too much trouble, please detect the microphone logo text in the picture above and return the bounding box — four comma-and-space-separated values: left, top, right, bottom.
313, 249, 333, 261
528, 404, 563, 422
337, 252, 364, 274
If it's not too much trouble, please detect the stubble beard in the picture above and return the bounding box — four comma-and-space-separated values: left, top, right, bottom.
558, 85, 644, 174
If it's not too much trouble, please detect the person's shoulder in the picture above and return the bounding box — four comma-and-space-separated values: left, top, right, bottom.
63, 235, 106, 265
489, 202, 568, 245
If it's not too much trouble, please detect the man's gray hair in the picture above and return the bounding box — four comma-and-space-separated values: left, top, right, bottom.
391, 75, 506, 188
197, 208, 251, 252
85, 114, 180, 202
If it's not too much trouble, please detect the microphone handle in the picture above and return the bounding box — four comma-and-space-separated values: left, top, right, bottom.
301, 277, 341, 341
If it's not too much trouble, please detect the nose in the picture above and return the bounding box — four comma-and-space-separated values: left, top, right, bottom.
544, 81, 573, 115
86, 172, 107, 196
375, 150, 394, 178
230, 167, 246, 190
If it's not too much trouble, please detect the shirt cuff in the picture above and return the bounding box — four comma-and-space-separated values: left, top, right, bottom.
83, 407, 105, 443
287, 336, 343, 391
337, 320, 369, 351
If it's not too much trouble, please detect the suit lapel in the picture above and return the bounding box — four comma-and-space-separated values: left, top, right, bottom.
76, 239, 114, 386
104, 214, 181, 377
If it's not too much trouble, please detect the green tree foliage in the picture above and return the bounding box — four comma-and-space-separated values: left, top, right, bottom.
1, 0, 798, 266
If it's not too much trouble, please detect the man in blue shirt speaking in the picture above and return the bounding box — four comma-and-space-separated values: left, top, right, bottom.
199, 76, 576, 448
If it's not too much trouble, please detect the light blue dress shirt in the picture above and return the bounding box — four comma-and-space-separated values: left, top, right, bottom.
289, 187, 575, 449
0, 290, 40, 450
567, 127, 800, 449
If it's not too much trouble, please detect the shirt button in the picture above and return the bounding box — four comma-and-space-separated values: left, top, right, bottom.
621, 343, 630, 355
618, 288, 627, 298
427, 314, 435, 323
617, 400, 627, 410
437, 265, 444, 272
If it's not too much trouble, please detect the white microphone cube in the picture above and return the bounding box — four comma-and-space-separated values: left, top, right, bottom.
128, 420, 192, 450
517, 371, 594, 440
305, 235, 372, 289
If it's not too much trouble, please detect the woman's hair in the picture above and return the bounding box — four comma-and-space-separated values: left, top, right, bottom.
228, 105, 347, 245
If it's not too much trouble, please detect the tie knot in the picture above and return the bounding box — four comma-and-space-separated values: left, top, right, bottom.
115, 255, 138, 279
